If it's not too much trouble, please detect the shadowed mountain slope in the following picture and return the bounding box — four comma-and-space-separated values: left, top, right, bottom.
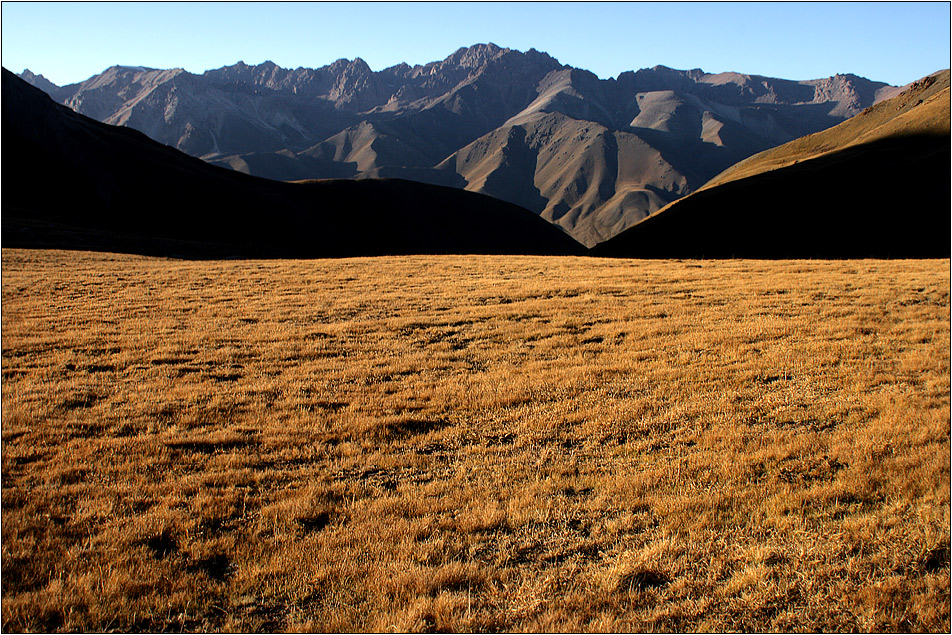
1, 69, 583, 258
435, 110, 690, 246
20, 44, 897, 246
436, 66, 899, 246
701, 70, 950, 190
592, 71, 951, 258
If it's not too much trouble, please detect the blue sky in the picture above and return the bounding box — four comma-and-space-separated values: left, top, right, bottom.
2, 2, 949, 87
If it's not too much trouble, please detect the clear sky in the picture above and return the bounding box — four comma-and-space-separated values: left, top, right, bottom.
2, 1, 949, 87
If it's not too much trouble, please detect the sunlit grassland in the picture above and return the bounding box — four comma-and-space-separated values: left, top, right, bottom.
2, 248, 949, 632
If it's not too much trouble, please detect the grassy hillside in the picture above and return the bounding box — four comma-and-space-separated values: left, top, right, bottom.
594, 71, 951, 258
3, 249, 948, 632
704, 70, 950, 190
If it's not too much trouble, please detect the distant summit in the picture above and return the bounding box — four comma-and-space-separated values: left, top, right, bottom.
21, 44, 899, 246
18, 68, 59, 96
1, 68, 584, 257
593, 70, 951, 258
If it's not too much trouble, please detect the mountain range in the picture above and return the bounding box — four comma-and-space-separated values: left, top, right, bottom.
20, 44, 902, 246
593, 70, 951, 258
2, 68, 582, 258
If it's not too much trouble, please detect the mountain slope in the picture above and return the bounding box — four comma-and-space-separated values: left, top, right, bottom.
20, 45, 897, 245
592, 70, 951, 258
1, 68, 583, 257
435, 64, 898, 246
701, 71, 950, 189
437, 110, 690, 246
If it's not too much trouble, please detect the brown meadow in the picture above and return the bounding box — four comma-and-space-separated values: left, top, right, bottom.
2, 248, 949, 632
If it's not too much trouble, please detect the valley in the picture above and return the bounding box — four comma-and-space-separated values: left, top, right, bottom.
19, 44, 900, 246
3, 30, 950, 633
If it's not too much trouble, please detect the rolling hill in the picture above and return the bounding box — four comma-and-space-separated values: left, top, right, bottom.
20, 44, 897, 246
1, 68, 584, 258
592, 70, 951, 258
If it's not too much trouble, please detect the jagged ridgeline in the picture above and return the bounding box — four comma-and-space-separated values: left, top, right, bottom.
593, 70, 951, 259
1, 68, 585, 258
20, 44, 900, 247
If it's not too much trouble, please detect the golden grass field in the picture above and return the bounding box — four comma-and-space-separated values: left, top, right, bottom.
2, 248, 949, 632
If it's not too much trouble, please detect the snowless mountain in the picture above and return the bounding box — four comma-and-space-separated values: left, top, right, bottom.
3, 68, 583, 258
21, 44, 899, 246
593, 70, 950, 258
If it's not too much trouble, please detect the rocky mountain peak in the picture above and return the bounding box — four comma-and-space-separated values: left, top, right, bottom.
18, 69, 59, 96
466, 42, 506, 61
324, 57, 383, 111
326, 57, 372, 75
24, 46, 904, 247
807, 72, 892, 115
448, 43, 507, 67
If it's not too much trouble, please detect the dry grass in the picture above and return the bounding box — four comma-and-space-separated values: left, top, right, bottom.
2, 248, 949, 632
702, 73, 950, 192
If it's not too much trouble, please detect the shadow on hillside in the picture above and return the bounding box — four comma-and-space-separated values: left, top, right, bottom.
594, 133, 951, 259
1, 68, 584, 259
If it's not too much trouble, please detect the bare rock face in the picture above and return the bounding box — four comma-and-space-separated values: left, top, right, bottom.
18, 69, 61, 97
23, 44, 897, 246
